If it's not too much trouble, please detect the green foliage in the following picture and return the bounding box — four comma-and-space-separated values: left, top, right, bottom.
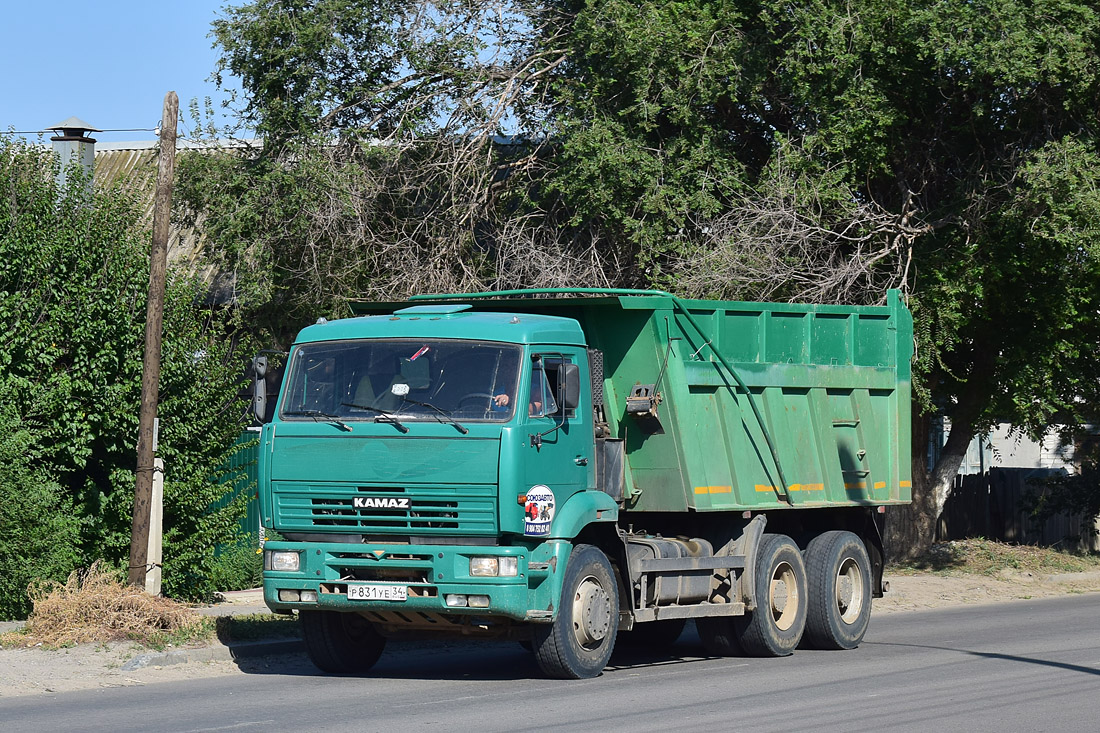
546, 1, 750, 263
0, 138, 252, 605
212, 1, 537, 145
213, 0, 405, 146
0, 403, 81, 620
210, 541, 264, 593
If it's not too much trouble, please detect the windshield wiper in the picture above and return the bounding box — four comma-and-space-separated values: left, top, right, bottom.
398, 397, 469, 435
283, 409, 352, 432
339, 402, 409, 433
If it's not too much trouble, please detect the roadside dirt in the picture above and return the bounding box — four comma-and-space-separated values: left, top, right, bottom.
3, 570, 1100, 698
873, 568, 1100, 614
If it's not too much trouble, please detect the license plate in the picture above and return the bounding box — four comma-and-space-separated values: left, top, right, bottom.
346, 583, 408, 602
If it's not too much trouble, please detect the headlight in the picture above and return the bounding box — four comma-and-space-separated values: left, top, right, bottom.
469, 556, 519, 577
266, 551, 300, 572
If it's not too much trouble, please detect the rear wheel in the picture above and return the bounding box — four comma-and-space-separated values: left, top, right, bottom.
533, 544, 619, 679
803, 530, 872, 650
699, 534, 807, 657
300, 610, 386, 673
738, 534, 807, 656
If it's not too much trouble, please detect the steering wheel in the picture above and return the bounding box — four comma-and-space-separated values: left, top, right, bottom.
457, 392, 496, 409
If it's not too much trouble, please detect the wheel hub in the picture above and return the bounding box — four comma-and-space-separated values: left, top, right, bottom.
836, 557, 865, 623
573, 577, 612, 648
769, 561, 800, 631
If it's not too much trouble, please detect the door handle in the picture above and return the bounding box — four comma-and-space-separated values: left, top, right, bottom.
575, 456, 589, 466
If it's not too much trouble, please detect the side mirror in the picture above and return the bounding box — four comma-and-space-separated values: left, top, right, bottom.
251, 355, 268, 423
561, 363, 580, 410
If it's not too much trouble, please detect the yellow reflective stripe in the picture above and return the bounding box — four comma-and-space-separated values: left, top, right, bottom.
844, 482, 867, 490
900, 480, 912, 488
694, 485, 732, 494
874, 481, 886, 489
754, 483, 825, 493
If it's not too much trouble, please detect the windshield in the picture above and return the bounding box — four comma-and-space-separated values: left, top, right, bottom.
280, 339, 522, 423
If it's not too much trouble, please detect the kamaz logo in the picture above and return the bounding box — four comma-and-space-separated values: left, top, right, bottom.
353, 497, 410, 510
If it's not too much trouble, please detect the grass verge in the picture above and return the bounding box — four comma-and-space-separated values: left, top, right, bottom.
891, 538, 1100, 577
214, 614, 301, 644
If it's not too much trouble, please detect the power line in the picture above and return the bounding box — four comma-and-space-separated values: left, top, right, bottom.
1, 127, 159, 135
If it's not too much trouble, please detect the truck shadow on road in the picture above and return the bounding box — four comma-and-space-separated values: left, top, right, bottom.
232, 631, 721, 681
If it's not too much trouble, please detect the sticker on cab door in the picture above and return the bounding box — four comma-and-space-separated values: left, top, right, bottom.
524, 485, 556, 536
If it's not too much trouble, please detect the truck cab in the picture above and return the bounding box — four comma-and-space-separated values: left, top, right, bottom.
260, 304, 620, 676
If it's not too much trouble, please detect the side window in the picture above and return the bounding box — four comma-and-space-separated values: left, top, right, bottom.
530, 362, 558, 418
533, 355, 576, 418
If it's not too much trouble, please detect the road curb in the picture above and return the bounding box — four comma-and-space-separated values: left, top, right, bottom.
121, 638, 304, 671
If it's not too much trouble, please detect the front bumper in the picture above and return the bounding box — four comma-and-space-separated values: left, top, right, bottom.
262, 539, 569, 623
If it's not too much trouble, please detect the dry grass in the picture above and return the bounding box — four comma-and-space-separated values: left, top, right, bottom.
892, 538, 1100, 577
0, 562, 209, 649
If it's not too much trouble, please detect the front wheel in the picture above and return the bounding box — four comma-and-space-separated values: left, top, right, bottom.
803, 530, 872, 650
533, 544, 619, 679
300, 610, 386, 673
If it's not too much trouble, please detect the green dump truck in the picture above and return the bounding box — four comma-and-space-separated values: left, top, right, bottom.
256, 288, 912, 678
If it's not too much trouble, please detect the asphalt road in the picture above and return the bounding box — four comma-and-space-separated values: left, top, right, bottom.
4, 594, 1098, 732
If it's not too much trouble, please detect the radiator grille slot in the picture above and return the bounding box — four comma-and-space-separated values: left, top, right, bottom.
274, 483, 497, 535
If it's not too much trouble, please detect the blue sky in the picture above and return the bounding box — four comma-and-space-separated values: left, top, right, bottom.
1, 1, 240, 144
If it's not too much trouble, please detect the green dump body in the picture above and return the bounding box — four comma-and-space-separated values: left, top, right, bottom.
418, 290, 914, 512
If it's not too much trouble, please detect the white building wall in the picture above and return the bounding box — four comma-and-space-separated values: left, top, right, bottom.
985, 424, 1076, 472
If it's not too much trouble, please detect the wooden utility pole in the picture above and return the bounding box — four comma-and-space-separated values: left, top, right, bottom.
129, 92, 178, 589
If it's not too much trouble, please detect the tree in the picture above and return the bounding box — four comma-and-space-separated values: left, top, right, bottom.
0, 138, 252, 604
531, 0, 1100, 557
192, 0, 1100, 557
181, 0, 617, 341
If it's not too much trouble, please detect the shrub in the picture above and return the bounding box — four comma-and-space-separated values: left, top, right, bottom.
0, 404, 81, 620
210, 541, 264, 593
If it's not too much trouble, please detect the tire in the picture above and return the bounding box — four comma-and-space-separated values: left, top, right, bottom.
803, 530, 872, 650
618, 619, 687, 650
300, 610, 386, 673
533, 544, 619, 679
735, 533, 807, 657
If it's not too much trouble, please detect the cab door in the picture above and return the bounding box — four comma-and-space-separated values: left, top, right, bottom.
518, 349, 593, 538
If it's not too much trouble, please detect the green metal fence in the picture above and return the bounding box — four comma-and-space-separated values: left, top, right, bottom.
213, 429, 262, 549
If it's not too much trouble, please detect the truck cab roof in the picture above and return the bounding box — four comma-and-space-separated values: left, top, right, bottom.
294, 305, 587, 347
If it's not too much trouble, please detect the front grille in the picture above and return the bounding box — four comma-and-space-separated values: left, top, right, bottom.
273, 483, 498, 535
310, 497, 460, 529
330, 550, 434, 583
